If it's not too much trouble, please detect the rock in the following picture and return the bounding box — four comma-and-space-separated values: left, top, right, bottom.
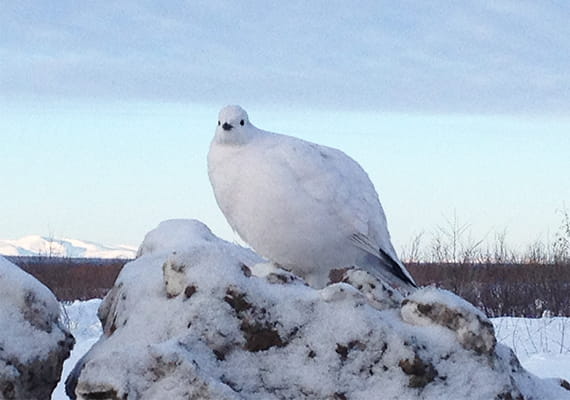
67, 220, 570, 400
398, 355, 438, 388
329, 267, 403, 310
401, 287, 497, 355
0, 256, 74, 400
136, 219, 224, 258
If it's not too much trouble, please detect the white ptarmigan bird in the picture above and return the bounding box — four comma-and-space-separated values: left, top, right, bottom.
208, 105, 417, 290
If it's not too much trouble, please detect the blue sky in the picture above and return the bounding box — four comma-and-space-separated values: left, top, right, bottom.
1, 1, 569, 253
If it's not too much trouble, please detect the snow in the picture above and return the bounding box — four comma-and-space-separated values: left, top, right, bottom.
52, 299, 103, 400
404, 286, 488, 320
25, 220, 565, 399
524, 353, 570, 383
0, 255, 62, 362
208, 105, 415, 289
401, 287, 497, 356
0, 255, 74, 399
59, 220, 569, 399
52, 301, 570, 400
0, 235, 136, 258
493, 316, 570, 381
136, 218, 232, 257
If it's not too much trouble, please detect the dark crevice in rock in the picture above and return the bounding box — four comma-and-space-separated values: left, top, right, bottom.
348, 340, 366, 352
336, 344, 348, 361
213, 349, 226, 361
328, 267, 352, 284
240, 263, 252, 277
241, 320, 284, 352
495, 391, 525, 400
224, 288, 253, 313
1, 381, 15, 400
336, 340, 367, 362
221, 375, 241, 392
224, 287, 287, 352
398, 355, 438, 388
184, 285, 197, 299
82, 389, 124, 400
266, 272, 298, 284
213, 343, 236, 362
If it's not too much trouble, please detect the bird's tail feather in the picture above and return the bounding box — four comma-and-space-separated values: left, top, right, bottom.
350, 233, 417, 289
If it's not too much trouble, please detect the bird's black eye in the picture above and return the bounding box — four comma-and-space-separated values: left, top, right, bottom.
240, 120, 245, 126
218, 121, 220, 126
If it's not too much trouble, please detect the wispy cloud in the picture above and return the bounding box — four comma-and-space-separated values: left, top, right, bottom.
1, 0, 569, 113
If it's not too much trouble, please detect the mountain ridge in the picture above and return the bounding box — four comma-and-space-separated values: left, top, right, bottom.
0, 235, 136, 259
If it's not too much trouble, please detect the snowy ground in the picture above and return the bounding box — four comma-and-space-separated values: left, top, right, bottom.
52, 300, 570, 400
493, 316, 570, 382
53, 299, 103, 400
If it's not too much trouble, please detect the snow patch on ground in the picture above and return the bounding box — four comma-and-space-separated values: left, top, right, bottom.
493, 316, 570, 382
53, 299, 102, 400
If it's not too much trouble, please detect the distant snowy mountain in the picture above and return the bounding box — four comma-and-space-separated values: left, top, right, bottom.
0, 235, 136, 259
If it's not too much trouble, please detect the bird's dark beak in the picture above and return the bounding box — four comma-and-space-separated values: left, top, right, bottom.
222, 122, 233, 131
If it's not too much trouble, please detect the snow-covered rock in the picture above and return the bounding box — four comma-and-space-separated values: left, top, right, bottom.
67, 220, 570, 399
0, 256, 74, 400
135, 219, 231, 259
401, 287, 497, 355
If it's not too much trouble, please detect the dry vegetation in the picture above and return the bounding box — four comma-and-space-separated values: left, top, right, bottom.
10, 254, 569, 318
9, 256, 127, 301
8, 208, 570, 317
404, 208, 570, 317
407, 262, 570, 317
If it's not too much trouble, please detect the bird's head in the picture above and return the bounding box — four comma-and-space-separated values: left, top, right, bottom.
214, 105, 254, 145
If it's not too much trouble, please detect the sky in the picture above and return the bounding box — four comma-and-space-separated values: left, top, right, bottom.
1, 1, 569, 255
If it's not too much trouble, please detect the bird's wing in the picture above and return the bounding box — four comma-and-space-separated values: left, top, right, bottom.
350, 233, 417, 288
266, 134, 416, 288
267, 134, 377, 234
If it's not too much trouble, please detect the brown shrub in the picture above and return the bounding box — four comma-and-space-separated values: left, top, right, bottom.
8, 256, 570, 317
8, 256, 129, 301
407, 261, 570, 317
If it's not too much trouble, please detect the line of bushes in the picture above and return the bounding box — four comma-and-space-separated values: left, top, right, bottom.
10, 256, 127, 301
407, 261, 570, 317
9, 255, 570, 317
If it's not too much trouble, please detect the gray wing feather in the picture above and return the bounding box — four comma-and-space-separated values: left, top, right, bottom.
350, 233, 417, 288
